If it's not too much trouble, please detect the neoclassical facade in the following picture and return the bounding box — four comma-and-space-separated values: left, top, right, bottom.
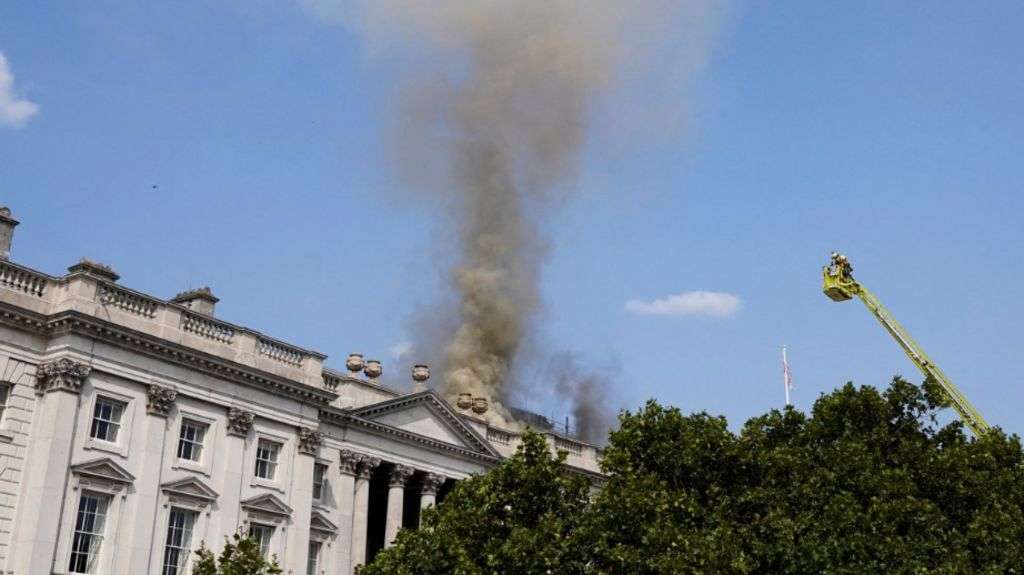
0, 208, 600, 575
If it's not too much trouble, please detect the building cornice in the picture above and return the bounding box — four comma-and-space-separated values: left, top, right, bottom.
319, 407, 502, 465
0, 303, 337, 406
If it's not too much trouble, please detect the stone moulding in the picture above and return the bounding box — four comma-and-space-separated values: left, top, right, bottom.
30, 309, 336, 405
355, 455, 382, 480
227, 407, 256, 437
146, 384, 178, 417
421, 472, 446, 496
297, 426, 324, 456
388, 464, 415, 488
36, 357, 91, 394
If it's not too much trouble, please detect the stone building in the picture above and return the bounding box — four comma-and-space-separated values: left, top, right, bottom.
0, 208, 601, 575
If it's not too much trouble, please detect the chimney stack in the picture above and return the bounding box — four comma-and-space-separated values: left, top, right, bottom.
170, 287, 219, 317
0, 207, 19, 260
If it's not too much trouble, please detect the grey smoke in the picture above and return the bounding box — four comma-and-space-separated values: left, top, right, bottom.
323, 0, 724, 428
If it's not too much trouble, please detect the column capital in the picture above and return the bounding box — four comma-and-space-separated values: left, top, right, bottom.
355, 455, 381, 480
338, 449, 361, 475
226, 407, 255, 436
146, 384, 178, 417
420, 472, 446, 496
36, 358, 91, 394
388, 464, 415, 488
297, 426, 324, 456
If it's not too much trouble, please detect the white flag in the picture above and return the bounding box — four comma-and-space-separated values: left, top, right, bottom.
782, 346, 793, 406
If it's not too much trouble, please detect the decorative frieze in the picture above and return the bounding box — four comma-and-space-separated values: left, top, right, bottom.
146, 384, 178, 417
355, 455, 381, 480
338, 449, 361, 475
421, 472, 446, 496
226, 407, 255, 437
36, 358, 91, 394
388, 464, 415, 488
297, 426, 324, 456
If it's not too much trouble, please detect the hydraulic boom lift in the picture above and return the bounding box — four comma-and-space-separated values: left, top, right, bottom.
822, 253, 990, 435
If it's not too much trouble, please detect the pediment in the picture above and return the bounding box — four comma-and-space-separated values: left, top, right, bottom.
161, 476, 219, 503
70, 458, 135, 484
349, 390, 499, 457
241, 493, 293, 517
310, 510, 337, 534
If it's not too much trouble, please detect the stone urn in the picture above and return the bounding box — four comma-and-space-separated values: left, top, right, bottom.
412, 364, 430, 383
363, 359, 383, 379
345, 353, 365, 374
456, 393, 473, 410
471, 397, 489, 414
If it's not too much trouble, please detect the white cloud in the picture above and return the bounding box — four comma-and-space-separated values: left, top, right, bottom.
0, 52, 39, 129
389, 341, 413, 360
625, 291, 741, 318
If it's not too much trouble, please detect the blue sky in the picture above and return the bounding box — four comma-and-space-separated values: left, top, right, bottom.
2, 1, 1022, 436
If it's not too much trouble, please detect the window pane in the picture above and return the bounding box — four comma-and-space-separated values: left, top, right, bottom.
177, 420, 207, 462
68, 493, 109, 574
312, 463, 326, 501
255, 440, 280, 480
90, 398, 124, 442
307, 540, 321, 575
248, 524, 274, 558
162, 508, 197, 575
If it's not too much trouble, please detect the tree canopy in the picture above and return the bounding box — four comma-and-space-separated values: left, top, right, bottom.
193, 532, 283, 575
361, 378, 1024, 574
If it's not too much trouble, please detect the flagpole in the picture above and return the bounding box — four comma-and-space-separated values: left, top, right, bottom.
782, 345, 791, 406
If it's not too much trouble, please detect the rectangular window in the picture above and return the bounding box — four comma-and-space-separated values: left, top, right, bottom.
162, 507, 197, 575
90, 397, 125, 443
0, 383, 9, 423
312, 463, 327, 501
307, 540, 322, 575
68, 492, 110, 574
176, 419, 208, 462
248, 523, 274, 559
254, 439, 280, 480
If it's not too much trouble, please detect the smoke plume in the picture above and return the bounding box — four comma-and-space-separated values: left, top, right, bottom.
324, 0, 724, 428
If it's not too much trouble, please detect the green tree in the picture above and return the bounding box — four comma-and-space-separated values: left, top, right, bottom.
586, 378, 1024, 574
193, 532, 283, 575
359, 432, 591, 575
360, 378, 1024, 574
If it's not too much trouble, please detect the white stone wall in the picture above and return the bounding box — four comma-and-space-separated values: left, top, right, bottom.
0, 352, 36, 567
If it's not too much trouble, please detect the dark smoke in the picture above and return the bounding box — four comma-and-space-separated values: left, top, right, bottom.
324, 0, 725, 429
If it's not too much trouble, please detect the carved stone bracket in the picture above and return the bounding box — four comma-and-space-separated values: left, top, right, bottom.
338, 449, 361, 476
297, 427, 324, 456
355, 455, 381, 480
146, 385, 178, 417
421, 472, 446, 496
37, 358, 91, 395
388, 464, 415, 488
226, 407, 255, 437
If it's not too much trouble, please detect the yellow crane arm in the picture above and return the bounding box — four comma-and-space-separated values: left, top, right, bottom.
823, 254, 990, 436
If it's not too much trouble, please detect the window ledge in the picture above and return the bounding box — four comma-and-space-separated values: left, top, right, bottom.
83, 438, 128, 457
250, 477, 286, 494
172, 460, 211, 477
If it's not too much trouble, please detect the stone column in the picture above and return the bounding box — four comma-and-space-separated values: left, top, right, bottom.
419, 472, 445, 516
333, 450, 360, 575
286, 427, 322, 574
10, 359, 89, 575
349, 455, 380, 571
384, 464, 414, 548
118, 385, 177, 574
212, 407, 254, 548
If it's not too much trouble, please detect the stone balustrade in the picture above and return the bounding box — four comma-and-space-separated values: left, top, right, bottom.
0, 260, 49, 298
181, 310, 236, 344
258, 337, 305, 366
553, 435, 584, 457
97, 282, 161, 319
486, 427, 517, 446
0, 258, 327, 388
